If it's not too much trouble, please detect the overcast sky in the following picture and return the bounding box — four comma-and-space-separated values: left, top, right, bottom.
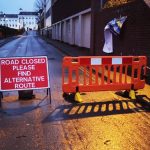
0, 0, 36, 14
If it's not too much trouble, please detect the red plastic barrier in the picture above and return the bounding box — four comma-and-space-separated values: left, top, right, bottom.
62, 56, 147, 94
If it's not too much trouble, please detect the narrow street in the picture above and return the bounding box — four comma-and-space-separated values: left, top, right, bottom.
0, 31, 150, 150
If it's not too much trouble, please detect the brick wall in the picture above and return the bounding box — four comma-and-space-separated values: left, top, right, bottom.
52, 0, 91, 23
94, 0, 150, 67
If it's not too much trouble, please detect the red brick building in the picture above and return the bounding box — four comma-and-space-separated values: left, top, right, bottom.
50, 0, 150, 66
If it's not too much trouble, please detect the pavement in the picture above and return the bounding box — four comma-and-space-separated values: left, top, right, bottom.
0, 36, 20, 47
42, 36, 91, 57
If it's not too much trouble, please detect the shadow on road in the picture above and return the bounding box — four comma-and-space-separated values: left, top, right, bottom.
43, 96, 150, 123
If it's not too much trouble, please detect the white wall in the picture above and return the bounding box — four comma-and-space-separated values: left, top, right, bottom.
74, 17, 80, 46
58, 23, 61, 41
0, 15, 38, 30
0, 17, 19, 29
62, 22, 65, 42
82, 13, 91, 48
52, 25, 56, 39
46, 16, 51, 27
19, 15, 38, 30
45, 0, 52, 27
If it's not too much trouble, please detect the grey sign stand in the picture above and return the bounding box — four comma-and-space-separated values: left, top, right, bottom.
47, 88, 51, 104
0, 92, 3, 108
0, 56, 51, 108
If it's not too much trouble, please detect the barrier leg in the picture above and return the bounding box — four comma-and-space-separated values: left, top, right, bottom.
129, 84, 136, 100
75, 87, 82, 103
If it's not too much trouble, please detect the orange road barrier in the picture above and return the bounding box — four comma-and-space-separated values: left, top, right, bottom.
62, 56, 147, 101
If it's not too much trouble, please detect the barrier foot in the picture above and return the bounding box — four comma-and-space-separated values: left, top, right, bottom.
129, 89, 136, 100
63, 92, 68, 99
75, 92, 82, 103
123, 90, 129, 97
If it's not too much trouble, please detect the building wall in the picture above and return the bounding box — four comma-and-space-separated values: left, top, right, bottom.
52, 0, 91, 23
94, 0, 150, 55
82, 13, 91, 48
74, 17, 80, 46
46, 0, 150, 68
0, 17, 19, 29
0, 14, 38, 31
45, 0, 52, 27
18, 15, 38, 30
93, 0, 150, 66
52, 9, 91, 48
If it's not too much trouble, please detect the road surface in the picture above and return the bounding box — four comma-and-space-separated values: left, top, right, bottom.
0, 31, 150, 150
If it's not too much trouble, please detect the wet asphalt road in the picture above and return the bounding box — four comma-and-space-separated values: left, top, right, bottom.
0, 31, 150, 150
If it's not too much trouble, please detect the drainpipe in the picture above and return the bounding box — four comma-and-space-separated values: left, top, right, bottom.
44, 0, 46, 27
90, 0, 101, 55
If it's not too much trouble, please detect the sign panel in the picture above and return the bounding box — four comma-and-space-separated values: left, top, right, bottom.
0, 56, 49, 91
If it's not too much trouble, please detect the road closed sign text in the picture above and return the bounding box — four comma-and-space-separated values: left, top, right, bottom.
0, 56, 49, 91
